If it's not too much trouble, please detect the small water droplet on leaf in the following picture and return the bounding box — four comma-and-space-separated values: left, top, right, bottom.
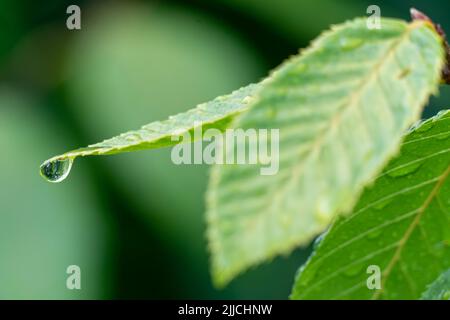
339, 38, 363, 50
367, 228, 383, 239
373, 197, 393, 210
40, 158, 73, 183
344, 264, 363, 277
387, 161, 423, 178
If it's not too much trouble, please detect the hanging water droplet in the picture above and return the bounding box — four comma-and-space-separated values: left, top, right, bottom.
40, 158, 73, 183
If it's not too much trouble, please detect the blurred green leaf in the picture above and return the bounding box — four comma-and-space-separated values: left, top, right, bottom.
292, 110, 450, 300
421, 268, 450, 300
0, 88, 110, 299
207, 18, 445, 287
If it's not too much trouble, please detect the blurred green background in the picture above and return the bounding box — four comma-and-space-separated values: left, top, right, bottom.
0, 0, 449, 299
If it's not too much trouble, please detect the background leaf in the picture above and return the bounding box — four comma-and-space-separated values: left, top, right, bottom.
291, 110, 450, 300
207, 18, 445, 287
421, 268, 450, 300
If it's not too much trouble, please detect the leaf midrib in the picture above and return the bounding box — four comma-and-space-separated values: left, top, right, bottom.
372, 164, 450, 299
267, 22, 420, 220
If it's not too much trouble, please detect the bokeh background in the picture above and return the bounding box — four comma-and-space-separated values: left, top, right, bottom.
0, 0, 449, 299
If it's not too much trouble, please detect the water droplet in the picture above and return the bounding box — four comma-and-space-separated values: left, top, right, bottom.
387, 161, 423, 178
367, 228, 383, 239
373, 197, 393, 210
339, 38, 363, 50
344, 264, 363, 277
40, 158, 73, 183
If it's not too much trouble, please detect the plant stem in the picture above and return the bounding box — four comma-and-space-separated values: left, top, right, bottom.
411, 8, 450, 84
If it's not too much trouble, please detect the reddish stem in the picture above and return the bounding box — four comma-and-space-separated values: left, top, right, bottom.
411, 8, 450, 84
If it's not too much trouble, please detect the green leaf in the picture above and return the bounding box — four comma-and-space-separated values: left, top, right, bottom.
421, 268, 450, 300
291, 110, 450, 300
40, 83, 259, 169
207, 18, 445, 287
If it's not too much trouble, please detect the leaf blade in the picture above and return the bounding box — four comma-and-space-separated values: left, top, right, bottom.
421, 268, 450, 300
291, 110, 450, 300
207, 18, 445, 287
41, 83, 259, 163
